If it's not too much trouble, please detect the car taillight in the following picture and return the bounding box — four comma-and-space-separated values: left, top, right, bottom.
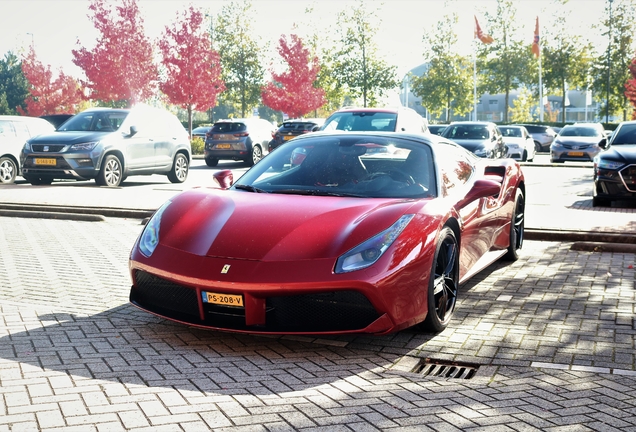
301, 129, 310, 134
234, 132, 249, 137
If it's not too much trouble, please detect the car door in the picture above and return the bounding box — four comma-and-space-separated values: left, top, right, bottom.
120, 111, 156, 172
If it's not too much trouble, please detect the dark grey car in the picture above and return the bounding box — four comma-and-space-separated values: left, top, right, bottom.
20, 106, 191, 187
441, 121, 507, 159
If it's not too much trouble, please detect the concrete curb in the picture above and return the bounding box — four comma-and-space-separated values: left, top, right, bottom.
0, 204, 154, 220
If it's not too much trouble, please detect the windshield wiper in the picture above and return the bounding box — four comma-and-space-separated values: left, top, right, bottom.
234, 184, 269, 193
272, 189, 365, 197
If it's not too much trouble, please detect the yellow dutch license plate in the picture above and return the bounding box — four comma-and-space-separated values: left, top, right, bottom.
216, 144, 231, 149
568, 151, 584, 157
202, 291, 244, 307
34, 158, 56, 166
283, 135, 294, 141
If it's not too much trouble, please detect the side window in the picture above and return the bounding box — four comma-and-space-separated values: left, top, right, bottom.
13, 121, 30, 139
436, 142, 475, 196
0, 120, 16, 138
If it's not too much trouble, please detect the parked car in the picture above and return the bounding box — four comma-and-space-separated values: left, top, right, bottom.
268, 118, 324, 152
428, 124, 448, 136
204, 118, 276, 167
191, 126, 212, 140
499, 125, 535, 162
441, 121, 506, 158
0, 115, 55, 184
39, 114, 75, 130
592, 120, 636, 207
320, 106, 429, 134
550, 123, 605, 163
21, 105, 191, 187
129, 131, 525, 335
514, 124, 557, 152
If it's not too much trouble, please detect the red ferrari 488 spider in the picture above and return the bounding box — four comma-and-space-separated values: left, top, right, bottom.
129, 132, 525, 335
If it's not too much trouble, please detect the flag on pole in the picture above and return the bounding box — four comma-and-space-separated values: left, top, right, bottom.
532, 16, 540, 57
474, 16, 494, 44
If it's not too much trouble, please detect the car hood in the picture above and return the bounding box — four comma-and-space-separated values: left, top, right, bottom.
157, 188, 422, 261
27, 130, 115, 145
602, 144, 636, 161
555, 136, 601, 146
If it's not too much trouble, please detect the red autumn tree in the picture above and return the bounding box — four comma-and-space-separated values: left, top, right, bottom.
261, 34, 326, 118
159, 5, 225, 135
72, 0, 157, 106
626, 56, 636, 120
19, 46, 84, 116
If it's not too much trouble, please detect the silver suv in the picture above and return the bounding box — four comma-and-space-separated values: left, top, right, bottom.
0, 115, 55, 184
204, 118, 276, 167
514, 124, 557, 152
21, 106, 191, 187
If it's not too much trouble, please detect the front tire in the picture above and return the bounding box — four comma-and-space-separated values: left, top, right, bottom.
167, 153, 189, 183
0, 156, 17, 184
96, 154, 122, 187
419, 227, 459, 333
504, 188, 525, 261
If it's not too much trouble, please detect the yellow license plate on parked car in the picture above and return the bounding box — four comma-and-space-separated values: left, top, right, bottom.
216, 144, 231, 149
202, 291, 244, 307
283, 135, 294, 141
568, 152, 584, 156
34, 158, 56, 166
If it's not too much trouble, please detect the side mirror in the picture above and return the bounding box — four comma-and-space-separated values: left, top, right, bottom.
129, 125, 138, 137
598, 137, 608, 149
213, 169, 234, 189
455, 179, 501, 209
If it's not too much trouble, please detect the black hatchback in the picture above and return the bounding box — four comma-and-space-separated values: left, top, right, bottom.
268, 119, 323, 152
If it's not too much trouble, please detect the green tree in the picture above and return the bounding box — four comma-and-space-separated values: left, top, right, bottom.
331, 0, 399, 107
212, 0, 265, 118
542, 1, 593, 123
510, 87, 535, 123
0, 51, 28, 115
591, 0, 636, 121
411, 10, 472, 123
478, 0, 534, 123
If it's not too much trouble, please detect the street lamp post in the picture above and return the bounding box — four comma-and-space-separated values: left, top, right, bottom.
606, 0, 613, 124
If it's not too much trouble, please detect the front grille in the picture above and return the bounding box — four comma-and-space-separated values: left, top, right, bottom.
32, 144, 66, 152
563, 144, 591, 149
131, 270, 380, 333
620, 165, 636, 192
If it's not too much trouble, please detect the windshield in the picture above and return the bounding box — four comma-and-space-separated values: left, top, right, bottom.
234, 134, 436, 199
500, 127, 523, 138
443, 124, 490, 140
611, 124, 636, 145
58, 110, 128, 132
559, 126, 602, 137
321, 112, 398, 132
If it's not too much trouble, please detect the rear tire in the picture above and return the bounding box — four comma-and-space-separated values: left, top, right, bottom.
504, 189, 524, 261
245, 145, 262, 166
418, 227, 459, 333
167, 153, 189, 183
205, 158, 218, 167
0, 156, 17, 184
96, 154, 122, 187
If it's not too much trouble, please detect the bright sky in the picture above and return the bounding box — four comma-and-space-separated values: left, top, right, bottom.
0, 0, 609, 81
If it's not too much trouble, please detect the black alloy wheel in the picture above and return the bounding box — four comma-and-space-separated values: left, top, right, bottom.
504, 188, 525, 261
419, 227, 459, 333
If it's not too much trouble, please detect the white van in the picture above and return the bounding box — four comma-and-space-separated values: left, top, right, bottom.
0, 115, 55, 184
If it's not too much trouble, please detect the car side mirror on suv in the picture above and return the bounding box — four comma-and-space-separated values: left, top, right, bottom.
129, 125, 138, 137
598, 137, 608, 149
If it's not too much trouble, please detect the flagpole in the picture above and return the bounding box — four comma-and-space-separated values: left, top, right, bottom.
473, 46, 477, 121
539, 50, 543, 122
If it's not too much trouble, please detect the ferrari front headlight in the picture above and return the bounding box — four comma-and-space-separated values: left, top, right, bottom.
139, 201, 171, 257
335, 214, 414, 273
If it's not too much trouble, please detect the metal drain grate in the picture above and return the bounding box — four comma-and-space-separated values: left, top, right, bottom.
412, 358, 479, 380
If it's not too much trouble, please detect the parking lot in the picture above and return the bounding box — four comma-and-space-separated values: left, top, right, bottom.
1, 160, 636, 430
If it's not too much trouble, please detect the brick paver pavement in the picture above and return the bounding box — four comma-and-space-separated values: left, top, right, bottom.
1, 215, 636, 431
